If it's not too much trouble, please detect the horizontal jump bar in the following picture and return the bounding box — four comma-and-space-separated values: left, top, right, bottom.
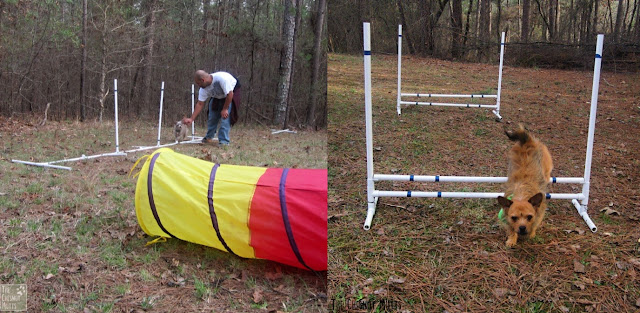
400, 101, 497, 108
47, 152, 127, 164
401, 93, 497, 98
12, 159, 72, 171
373, 174, 585, 184
372, 191, 585, 200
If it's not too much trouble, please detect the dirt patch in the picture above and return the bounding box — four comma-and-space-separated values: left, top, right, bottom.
328, 53, 640, 312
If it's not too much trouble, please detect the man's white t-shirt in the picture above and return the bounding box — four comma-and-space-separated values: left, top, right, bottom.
198, 72, 237, 101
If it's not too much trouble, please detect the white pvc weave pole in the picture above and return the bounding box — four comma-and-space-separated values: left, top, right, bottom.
397, 24, 402, 115
114, 79, 120, 153
493, 32, 505, 120
363, 22, 376, 230
578, 34, 604, 233
156, 81, 165, 146
191, 84, 195, 140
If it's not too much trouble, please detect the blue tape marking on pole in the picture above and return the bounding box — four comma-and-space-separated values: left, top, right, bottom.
546, 193, 551, 199
501, 43, 506, 45
410, 175, 414, 181
481, 95, 484, 98
364, 51, 371, 55
467, 104, 470, 108
435, 175, 439, 182
416, 102, 419, 105
437, 191, 442, 198
407, 191, 412, 197
114, 89, 117, 92
595, 54, 602, 59
553, 177, 557, 183
399, 34, 402, 37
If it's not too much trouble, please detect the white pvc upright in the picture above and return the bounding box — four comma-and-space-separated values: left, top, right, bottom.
363, 23, 377, 230
493, 32, 505, 119
156, 81, 165, 146
575, 34, 604, 233
191, 84, 196, 140
396, 25, 402, 115
114, 79, 120, 153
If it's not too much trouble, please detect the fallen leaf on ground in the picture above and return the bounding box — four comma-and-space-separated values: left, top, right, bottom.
629, 258, 640, 267
387, 276, 406, 284
600, 208, 620, 215
252, 288, 264, 303
44, 273, 55, 280
574, 259, 586, 273
493, 288, 509, 298
574, 282, 585, 290
635, 298, 640, 308
374, 287, 387, 296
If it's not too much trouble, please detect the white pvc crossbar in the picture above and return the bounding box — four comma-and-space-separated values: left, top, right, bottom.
11, 160, 72, 171
373, 191, 585, 200
399, 101, 497, 108
373, 174, 584, 184
364, 22, 603, 233
397, 24, 505, 119
401, 93, 498, 98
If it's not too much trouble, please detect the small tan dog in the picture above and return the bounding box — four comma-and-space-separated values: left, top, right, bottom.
174, 121, 188, 142
497, 125, 553, 248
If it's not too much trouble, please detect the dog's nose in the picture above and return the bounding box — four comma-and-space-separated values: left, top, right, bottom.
518, 226, 527, 234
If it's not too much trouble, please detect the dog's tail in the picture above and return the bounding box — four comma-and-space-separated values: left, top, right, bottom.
504, 124, 530, 145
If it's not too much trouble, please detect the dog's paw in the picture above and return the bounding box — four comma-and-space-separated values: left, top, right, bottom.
528, 230, 537, 239
506, 235, 518, 248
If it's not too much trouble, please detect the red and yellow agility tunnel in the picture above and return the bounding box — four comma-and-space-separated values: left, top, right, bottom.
133, 148, 327, 271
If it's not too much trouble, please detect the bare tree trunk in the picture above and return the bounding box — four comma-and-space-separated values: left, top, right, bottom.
398, 0, 416, 54
591, 0, 599, 37
274, 0, 296, 127
420, 0, 434, 55
80, 0, 88, 121
307, 0, 326, 129
142, 0, 157, 117
479, 0, 491, 59
463, 0, 474, 48
549, 0, 557, 40
202, 0, 209, 43
451, 0, 463, 58
283, 0, 301, 129
614, 0, 624, 40
522, 0, 531, 42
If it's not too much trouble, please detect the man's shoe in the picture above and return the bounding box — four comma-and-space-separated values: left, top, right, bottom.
201, 138, 215, 145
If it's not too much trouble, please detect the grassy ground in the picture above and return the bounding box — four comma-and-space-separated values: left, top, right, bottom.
328, 53, 640, 312
0, 118, 327, 312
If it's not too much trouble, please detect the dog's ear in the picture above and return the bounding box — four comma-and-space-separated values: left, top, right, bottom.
528, 193, 543, 208
497, 196, 512, 208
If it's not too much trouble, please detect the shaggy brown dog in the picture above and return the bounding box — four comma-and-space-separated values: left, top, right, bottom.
174, 121, 188, 142
497, 125, 553, 248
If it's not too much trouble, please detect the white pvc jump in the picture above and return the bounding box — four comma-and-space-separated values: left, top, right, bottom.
12, 80, 205, 170
363, 22, 603, 233
397, 24, 505, 119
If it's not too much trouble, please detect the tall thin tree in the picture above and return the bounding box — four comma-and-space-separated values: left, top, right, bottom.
274, 0, 296, 127
80, 0, 88, 121
307, 0, 326, 129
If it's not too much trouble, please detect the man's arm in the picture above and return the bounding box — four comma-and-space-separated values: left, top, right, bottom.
221, 90, 234, 119
182, 100, 205, 125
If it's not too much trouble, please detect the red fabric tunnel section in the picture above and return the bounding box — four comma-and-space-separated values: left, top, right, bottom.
249, 168, 327, 271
